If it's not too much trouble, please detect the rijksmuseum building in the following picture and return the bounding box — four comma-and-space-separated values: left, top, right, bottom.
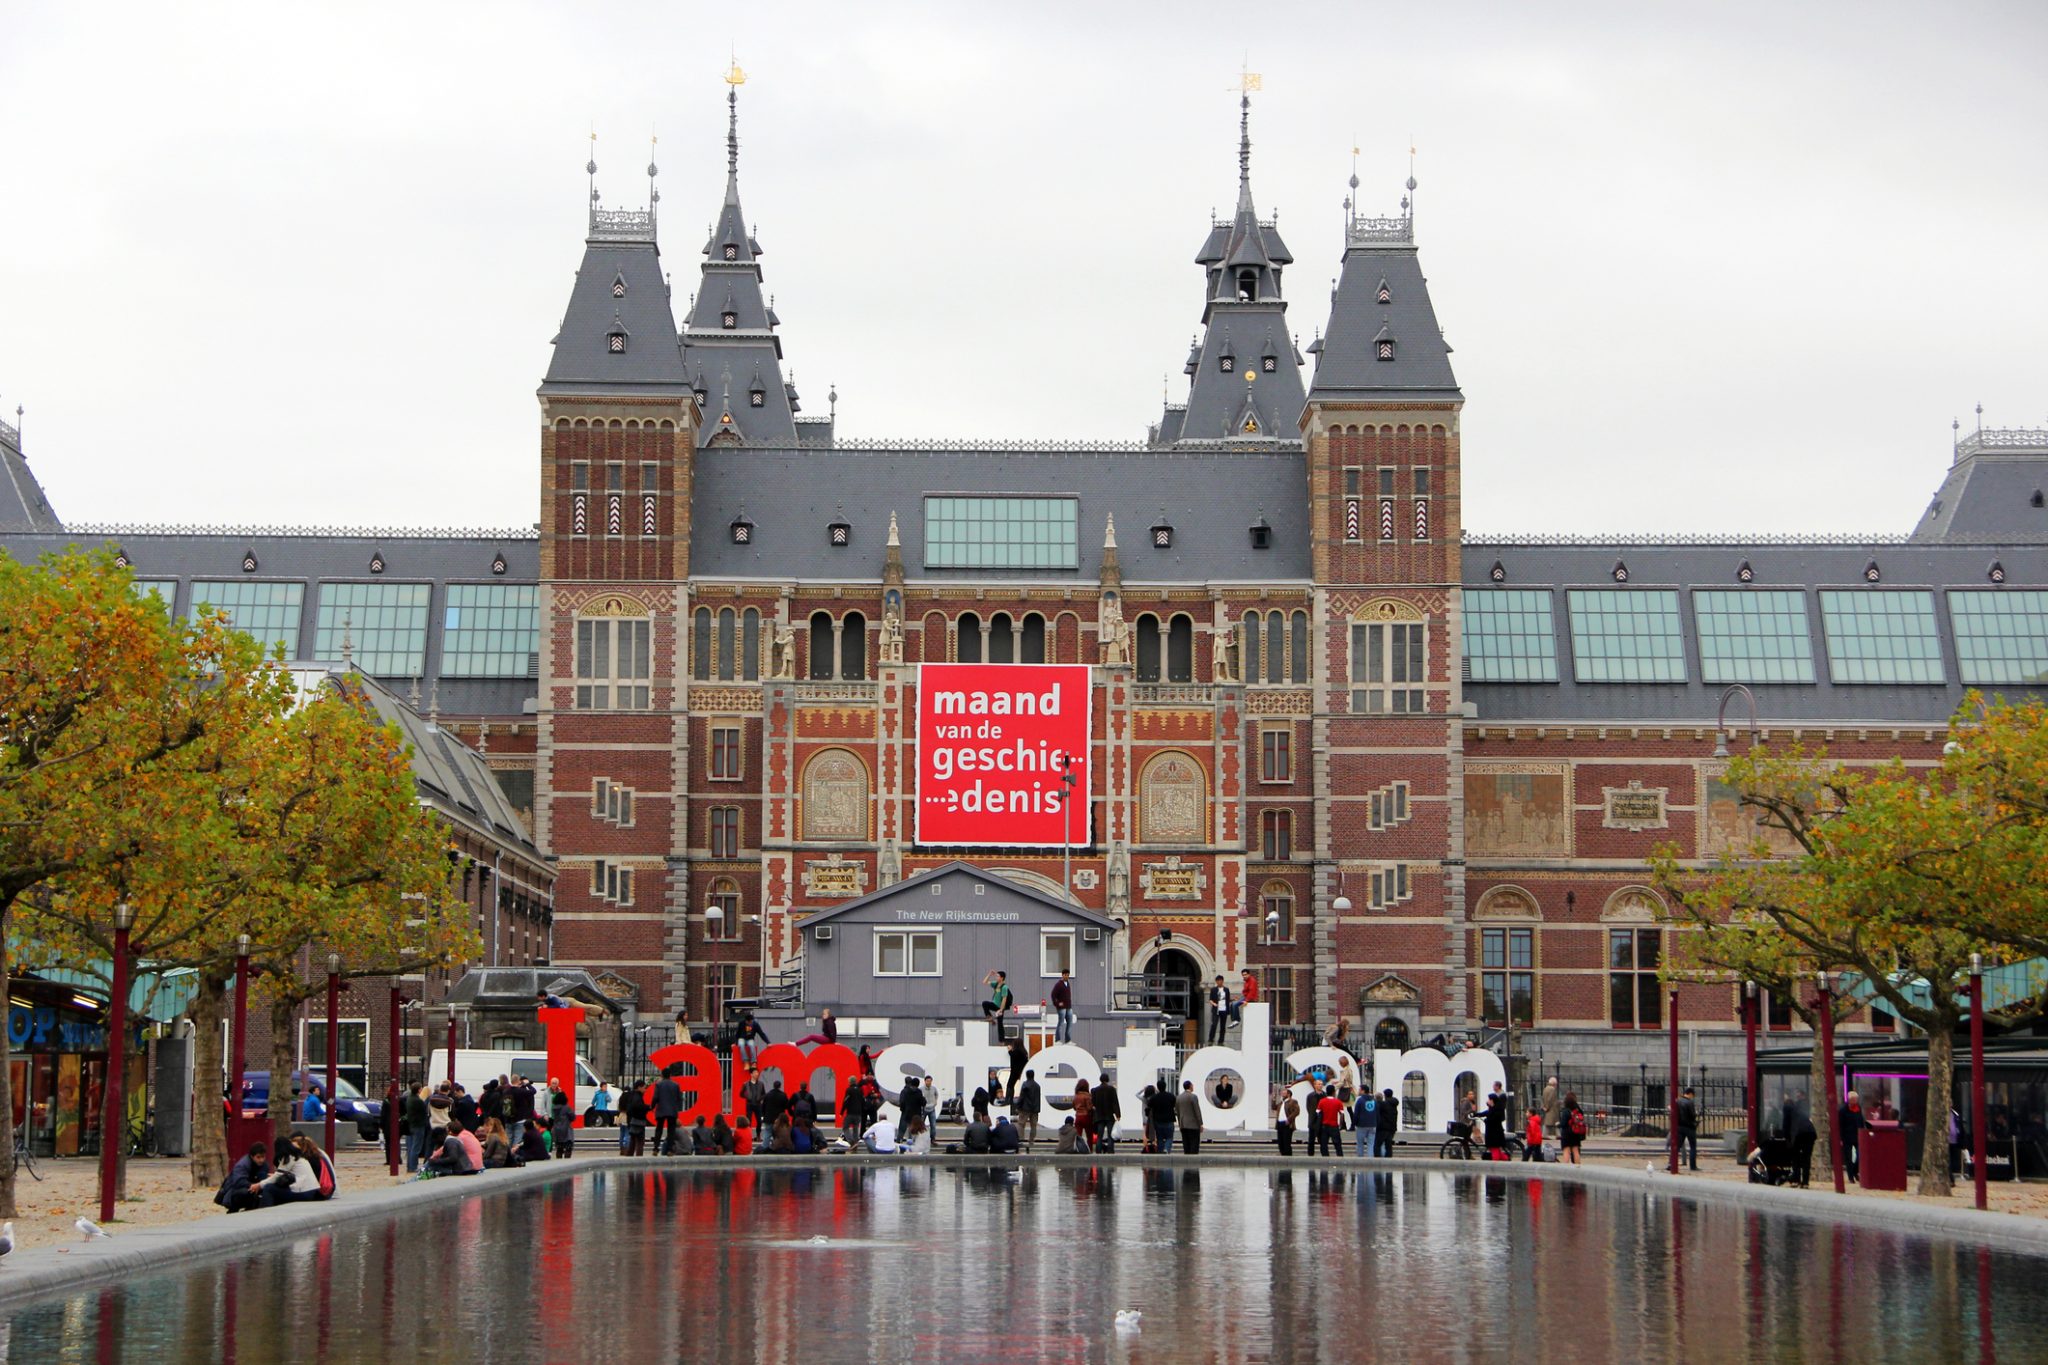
5, 92, 2046, 1072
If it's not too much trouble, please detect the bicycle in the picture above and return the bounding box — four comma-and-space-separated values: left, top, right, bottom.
12, 1127, 41, 1182
127, 1112, 160, 1159
1438, 1119, 1524, 1161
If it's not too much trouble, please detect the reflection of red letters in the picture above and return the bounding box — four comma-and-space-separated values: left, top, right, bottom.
538, 1007, 583, 1127
745, 1043, 861, 1112
644, 1041, 729, 1124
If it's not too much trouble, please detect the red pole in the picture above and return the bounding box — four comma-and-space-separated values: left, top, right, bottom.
445, 1014, 458, 1087
1667, 985, 1681, 1175
1744, 982, 1759, 1154
324, 958, 339, 1158
230, 938, 251, 1158
1971, 956, 1987, 1211
99, 909, 133, 1226
1819, 978, 1844, 1194
387, 986, 402, 1177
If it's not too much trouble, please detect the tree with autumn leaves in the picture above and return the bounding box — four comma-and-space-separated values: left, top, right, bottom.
0, 551, 478, 1217
1655, 694, 2048, 1197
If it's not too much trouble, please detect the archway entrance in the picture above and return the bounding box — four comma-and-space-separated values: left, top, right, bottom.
1373, 1017, 1411, 1052
1146, 948, 1202, 1024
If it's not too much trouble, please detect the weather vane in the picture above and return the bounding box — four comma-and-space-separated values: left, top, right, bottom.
726, 54, 747, 87
1235, 59, 1261, 93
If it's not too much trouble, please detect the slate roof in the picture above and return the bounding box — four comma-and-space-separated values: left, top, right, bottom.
1461, 536, 2048, 724
540, 233, 691, 396
1176, 308, 1305, 443
794, 861, 1122, 931
1308, 229, 1461, 403
1910, 432, 2048, 543
0, 420, 61, 532
688, 441, 1312, 582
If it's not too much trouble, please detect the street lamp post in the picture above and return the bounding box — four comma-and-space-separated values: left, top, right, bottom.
324, 953, 341, 1158
387, 986, 403, 1177
445, 1011, 458, 1088
1817, 972, 1844, 1194
1667, 984, 1680, 1175
100, 903, 135, 1226
231, 933, 251, 1154
1970, 952, 1987, 1211
1056, 751, 1078, 902
1743, 981, 1759, 1154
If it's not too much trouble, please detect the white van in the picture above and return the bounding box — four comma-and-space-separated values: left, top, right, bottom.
425, 1049, 609, 1106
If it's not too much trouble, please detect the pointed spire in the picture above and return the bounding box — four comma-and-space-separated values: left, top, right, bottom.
887, 510, 901, 548
1237, 94, 1254, 214
1104, 513, 1118, 549
724, 57, 747, 195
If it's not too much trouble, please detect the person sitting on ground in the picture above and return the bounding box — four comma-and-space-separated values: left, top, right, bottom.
260, 1135, 323, 1204
515, 1118, 550, 1165
793, 1116, 818, 1154
991, 1115, 1021, 1154
712, 1114, 736, 1155
1054, 1116, 1083, 1154
219, 1142, 273, 1212
903, 1114, 932, 1154
770, 1113, 796, 1154
426, 1123, 478, 1176
691, 1116, 718, 1155
482, 1117, 515, 1168
291, 1133, 338, 1199
964, 1110, 993, 1154
862, 1115, 903, 1154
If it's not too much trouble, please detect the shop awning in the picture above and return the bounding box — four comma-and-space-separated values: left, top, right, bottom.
29, 964, 200, 1023
1834, 958, 2048, 1018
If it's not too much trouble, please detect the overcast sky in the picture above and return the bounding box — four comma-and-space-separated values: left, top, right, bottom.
3, 2, 2044, 536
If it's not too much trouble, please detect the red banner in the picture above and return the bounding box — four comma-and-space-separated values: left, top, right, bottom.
915, 663, 1090, 847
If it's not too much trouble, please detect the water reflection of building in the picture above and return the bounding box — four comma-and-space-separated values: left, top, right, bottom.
6, 88, 2047, 1080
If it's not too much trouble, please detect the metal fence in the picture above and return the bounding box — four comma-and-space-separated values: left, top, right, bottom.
1541, 1068, 1749, 1139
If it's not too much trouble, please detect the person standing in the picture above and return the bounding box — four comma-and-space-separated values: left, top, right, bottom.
1677, 1086, 1700, 1172
1176, 1080, 1204, 1155
403, 1082, 431, 1174
1560, 1092, 1586, 1166
1477, 1087, 1508, 1160
1541, 1076, 1561, 1163
507, 1076, 536, 1151
1071, 1079, 1095, 1153
741, 1073, 767, 1130
590, 1083, 614, 1128
619, 1081, 649, 1155
895, 1071, 928, 1145
1148, 1081, 1178, 1154
549, 1084, 575, 1159
1093, 1074, 1122, 1153
1315, 1084, 1344, 1158
762, 1080, 792, 1137
1839, 1092, 1864, 1185
1050, 970, 1074, 1043
651, 1070, 684, 1156
1374, 1089, 1399, 1158
1351, 1089, 1377, 1159
1206, 976, 1232, 1045
1277, 1089, 1301, 1156
1522, 1107, 1544, 1161
1007, 1034, 1029, 1103
1305, 1071, 1326, 1154
1016, 1069, 1043, 1150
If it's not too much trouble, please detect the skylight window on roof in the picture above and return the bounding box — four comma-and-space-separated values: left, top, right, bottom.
924, 496, 1078, 570
192, 580, 303, 655
1694, 590, 1816, 684
1948, 590, 2048, 685
1463, 590, 1558, 683
1818, 590, 1944, 684
1376, 340, 1395, 361
443, 584, 539, 678
316, 582, 431, 676
723, 244, 738, 260
1566, 589, 1687, 683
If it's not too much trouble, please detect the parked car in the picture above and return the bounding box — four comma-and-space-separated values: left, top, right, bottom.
235, 1070, 384, 1141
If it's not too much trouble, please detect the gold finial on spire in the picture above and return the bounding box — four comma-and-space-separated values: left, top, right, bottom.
725, 55, 747, 86
1235, 57, 1261, 93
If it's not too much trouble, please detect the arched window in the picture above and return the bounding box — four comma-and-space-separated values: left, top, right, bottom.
1135, 614, 1162, 682
839, 612, 866, 680
706, 877, 741, 942
1266, 613, 1285, 684
801, 748, 869, 841
1236, 269, 1257, 301
741, 608, 761, 681
1021, 613, 1047, 663
922, 612, 948, 664
1139, 750, 1206, 842
808, 611, 834, 680
988, 612, 1015, 663
1242, 611, 1261, 683
1261, 880, 1294, 944
692, 607, 712, 681
1290, 610, 1309, 684
957, 612, 982, 663
1166, 614, 1194, 682
717, 607, 736, 681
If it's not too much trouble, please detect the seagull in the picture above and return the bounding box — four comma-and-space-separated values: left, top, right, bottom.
0, 1221, 13, 1261
1114, 1310, 1143, 1331
75, 1217, 109, 1240
806, 1234, 830, 1244
1645, 1162, 1656, 1176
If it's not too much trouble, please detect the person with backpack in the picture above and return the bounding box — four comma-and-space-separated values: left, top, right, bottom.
1560, 1091, 1587, 1165
1352, 1089, 1378, 1158
1374, 1088, 1400, 1157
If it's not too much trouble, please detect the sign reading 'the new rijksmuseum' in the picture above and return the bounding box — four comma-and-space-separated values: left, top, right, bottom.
914, 664, 1091, 847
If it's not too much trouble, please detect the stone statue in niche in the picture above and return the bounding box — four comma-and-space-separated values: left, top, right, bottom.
1107, 841, 1130, 914
770, 619, 796, 679
1099, 608, 1129, 667
879, 613, 904, 665
1214, 633, 1239, 683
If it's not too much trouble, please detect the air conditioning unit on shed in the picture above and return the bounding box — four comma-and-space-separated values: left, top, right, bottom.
1081, 927, 1102, 943
814, 925, 834, 942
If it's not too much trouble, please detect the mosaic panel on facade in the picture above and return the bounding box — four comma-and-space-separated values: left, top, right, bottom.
1465, 765, 1570, 857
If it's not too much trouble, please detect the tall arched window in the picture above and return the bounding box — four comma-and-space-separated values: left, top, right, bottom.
1290, 610, 1309, 684
692, 607, 713, 681
1166, 614, 1194, 682
1261, 880, 1295, 944
957, 612, 982, 663
1135, 614, 1162, 682
988, 612, 1015, 663
922, 612, 948, 664
741, 608, 761, 680
1021, 613, 1047, 663
839, 612, 866, 680
706, 877, 742, 942
1266, 613, 1285, 684
717, 607, 736, 680
808, 611, 834, 680
1242, 611, 1261, 683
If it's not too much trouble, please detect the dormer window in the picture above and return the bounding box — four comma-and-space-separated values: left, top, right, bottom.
1376, 340, 1395, 361
1612, 560, 1629, 583
1236, 269, 1257, 301
749, 388, 765, 408
1220, 354, 1235, 373
1151, 519, 1173, 549
721, 311, 737, 329
722, 244, 738, 260
1489, 560, 1506, 583
1864, 560, 1881, 583
1375, 277, 1392, 305
730, 513, 755, 545
1989, 560, 2007, 585
1736, 560, 1754, 583
611, 273, 627, 298
1261, 355, 1277, 372
1248, 516, 1273, 550
607, 331, 627, 353
829, 520, 851, 547
369, 552, 386, 575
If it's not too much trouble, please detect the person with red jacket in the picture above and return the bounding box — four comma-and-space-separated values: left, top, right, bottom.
1315, 1084, 1344, 1158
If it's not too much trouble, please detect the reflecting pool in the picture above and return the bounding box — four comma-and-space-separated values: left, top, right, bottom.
4, 1165, 2043, 1362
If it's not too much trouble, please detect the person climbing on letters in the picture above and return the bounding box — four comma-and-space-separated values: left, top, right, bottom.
980, 969, 1014, 1036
